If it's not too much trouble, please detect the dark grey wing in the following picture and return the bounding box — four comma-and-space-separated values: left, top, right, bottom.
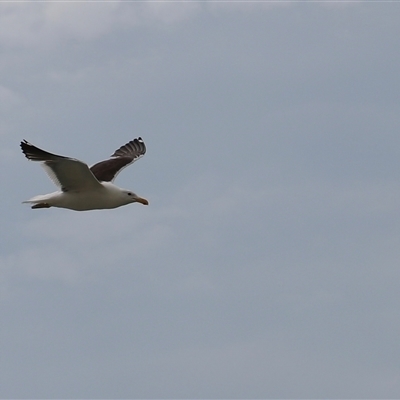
21, 140, 70, 162
21, 140, 102, 191
90, 137, 146, 182
89, 157, 133, 183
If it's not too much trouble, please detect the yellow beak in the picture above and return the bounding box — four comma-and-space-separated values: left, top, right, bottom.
136, 197, 149, 205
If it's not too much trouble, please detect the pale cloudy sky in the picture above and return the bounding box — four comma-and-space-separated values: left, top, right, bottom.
1, 1, 400, 398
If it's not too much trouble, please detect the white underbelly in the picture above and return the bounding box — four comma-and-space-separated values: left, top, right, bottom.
52, 189, 123, 211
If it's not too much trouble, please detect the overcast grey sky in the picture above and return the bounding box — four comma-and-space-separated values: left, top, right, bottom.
1, 1, 400, 398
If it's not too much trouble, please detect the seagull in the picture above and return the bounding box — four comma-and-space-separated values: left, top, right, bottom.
20, 138, 149, 211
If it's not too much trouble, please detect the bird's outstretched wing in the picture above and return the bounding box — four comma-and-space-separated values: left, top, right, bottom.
20, 140, 102, 191
90, 137, 146, 182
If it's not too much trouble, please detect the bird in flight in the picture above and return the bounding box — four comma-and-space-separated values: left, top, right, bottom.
21, 138, 148, 211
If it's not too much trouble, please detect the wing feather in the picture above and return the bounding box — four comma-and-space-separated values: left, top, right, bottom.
21, 140, 102, 191
90, 137, 146, 182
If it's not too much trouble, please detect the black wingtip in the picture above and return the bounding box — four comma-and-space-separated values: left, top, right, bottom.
20, 139, 32, 159
20, 140, 67, 162
110, 137, 146, 158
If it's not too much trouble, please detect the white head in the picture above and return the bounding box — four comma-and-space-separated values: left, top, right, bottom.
101, 182, 149, 208
123, 190, 149, 205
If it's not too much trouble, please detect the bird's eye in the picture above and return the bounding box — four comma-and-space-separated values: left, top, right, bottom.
127, 192, 132, 196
